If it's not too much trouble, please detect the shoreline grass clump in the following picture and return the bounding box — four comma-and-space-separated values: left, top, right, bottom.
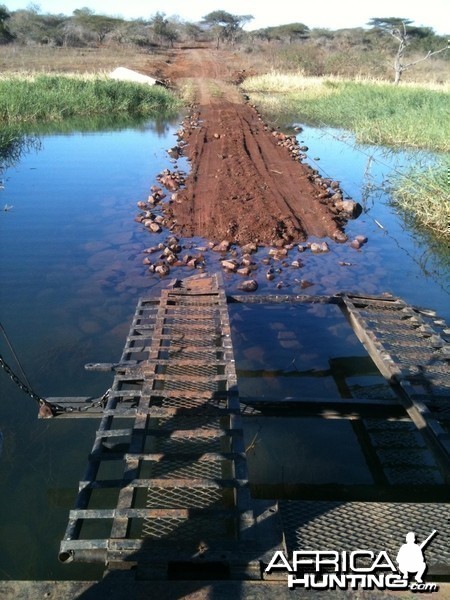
241, 74, 450, 152
0, 74, 180, 125
390, 163, 450, 238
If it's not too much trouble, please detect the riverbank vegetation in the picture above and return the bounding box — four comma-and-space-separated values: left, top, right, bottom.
241, 75, 449, 152
0, 74, 180, 125
390, 164, 450, 238
242, 74, 449, 238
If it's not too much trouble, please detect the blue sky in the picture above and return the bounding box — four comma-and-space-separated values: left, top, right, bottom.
3, 0, 449, 34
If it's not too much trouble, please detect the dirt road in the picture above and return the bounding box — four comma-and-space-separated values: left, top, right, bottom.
157, 49, 352, 246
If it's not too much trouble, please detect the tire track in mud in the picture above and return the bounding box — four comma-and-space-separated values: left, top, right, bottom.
152, 48, 359, 248
164, 100, 350, 246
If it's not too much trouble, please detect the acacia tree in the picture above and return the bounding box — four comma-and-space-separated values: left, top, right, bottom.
202, 10, 253, 49
150, 12, 178, 47
277, 23, 309, 44
368, 17, 448, 84
72, 8, 123, 44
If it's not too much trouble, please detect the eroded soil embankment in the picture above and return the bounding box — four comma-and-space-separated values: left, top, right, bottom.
163, 100, 351, 246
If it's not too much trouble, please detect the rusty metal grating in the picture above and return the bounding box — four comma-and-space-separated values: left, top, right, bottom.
168, 349, 224, 361
59, 286, 449, 579
59, 275, 254, 571
341, 294, 450, 466
279, 501, 450, 570
145, 486, 224, 509
153, 437, 226, 454
162, 363, 221, 377
154, 378, 223, 393
142, 458, 224, 479
151, 394, 228, 411
156, 416, 226, 430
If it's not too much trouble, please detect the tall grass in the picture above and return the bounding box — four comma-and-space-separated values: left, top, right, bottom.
390, 163, 450, 238
0, 74, 180, 124
242, 75, 450, 152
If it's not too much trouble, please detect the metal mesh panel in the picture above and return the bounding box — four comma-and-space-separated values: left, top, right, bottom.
153, 395, 226, 410
154, 437, 226, 454
162, 364, 221, 378
145, 486, 224, 508
145, 458, 224, 479
383, 466, 444, 485
280, 501, 450, 567
156, 416, 226, 430
155, 378, 221, 393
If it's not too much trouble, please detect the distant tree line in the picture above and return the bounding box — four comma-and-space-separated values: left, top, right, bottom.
0, 6, 445, 50
0, 6, 447, 82
0, 6, 253, 48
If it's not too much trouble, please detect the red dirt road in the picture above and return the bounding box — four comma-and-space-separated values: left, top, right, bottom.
159, 49, 351, 246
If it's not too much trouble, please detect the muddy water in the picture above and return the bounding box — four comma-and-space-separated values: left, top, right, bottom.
0, 119, 448, 579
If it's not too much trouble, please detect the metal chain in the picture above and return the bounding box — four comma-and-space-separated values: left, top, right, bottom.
0, 353, 45, 405
0, 352, 110, 415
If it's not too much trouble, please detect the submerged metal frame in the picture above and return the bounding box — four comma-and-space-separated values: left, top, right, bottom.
56, 279, 450, 578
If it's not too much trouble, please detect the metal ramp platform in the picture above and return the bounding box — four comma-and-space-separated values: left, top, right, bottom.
59, 275, 283, 579
340, 293, 450, 465
57, 281, 450, 581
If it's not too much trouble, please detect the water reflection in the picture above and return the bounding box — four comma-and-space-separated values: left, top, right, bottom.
0, 128, 41, 173
231, 303, 393, 401
0, 115, 448, 581
0, 115, 183, 580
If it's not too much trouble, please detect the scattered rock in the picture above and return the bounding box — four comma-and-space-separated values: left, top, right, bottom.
241, 253, 254, 267
269, 248, 288, 259
355, 235, 368, 244
241, 279, 258, 292
299, 280, 314, 289
155, 264, 170, 276
241, 242, 258, 254
167, 146, 181, 159
221, 259, 238, 272
148, 222, 162, 233
333, 231, 348, 243
335, 200, 362, 219
310, 241, 330, 253
212, 240, 231, 253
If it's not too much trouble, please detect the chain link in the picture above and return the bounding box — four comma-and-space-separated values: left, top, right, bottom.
0, 353, 110, 415
0, 353, 45, 404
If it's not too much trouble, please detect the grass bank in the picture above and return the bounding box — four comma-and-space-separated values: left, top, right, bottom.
241, 74, 450, 152
390, 163, 450, 238
0, 73, 180, 124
